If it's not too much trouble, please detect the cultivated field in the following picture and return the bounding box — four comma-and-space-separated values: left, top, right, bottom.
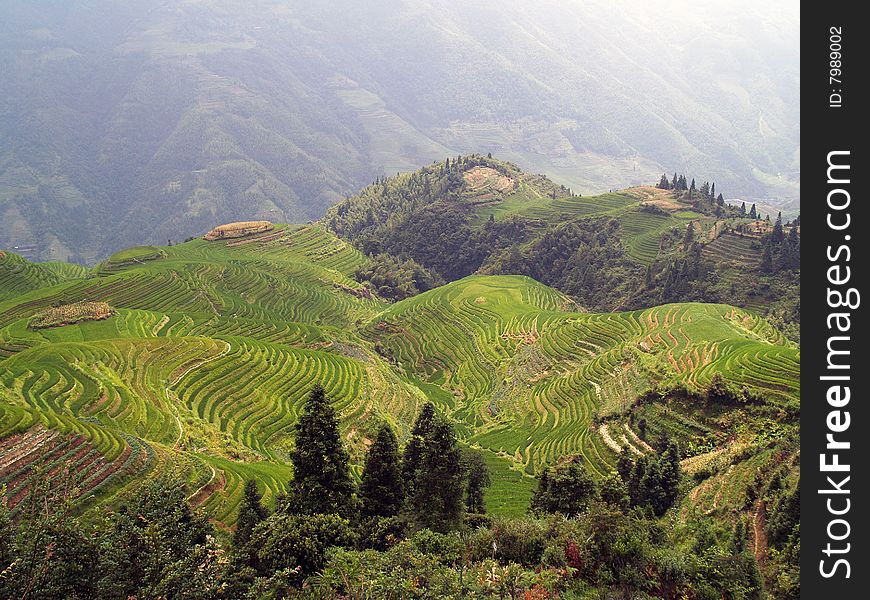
0, 221, 799, 524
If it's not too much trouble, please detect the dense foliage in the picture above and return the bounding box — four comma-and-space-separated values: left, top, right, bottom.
354, 253, 443, 301
480, 218, 644, 311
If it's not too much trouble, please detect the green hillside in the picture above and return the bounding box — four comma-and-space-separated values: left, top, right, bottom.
0, 223, 798, 530
327, 156, 800, 338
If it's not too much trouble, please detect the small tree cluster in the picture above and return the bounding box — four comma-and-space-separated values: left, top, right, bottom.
760, 212, 800, 273
616, 435, 682, 516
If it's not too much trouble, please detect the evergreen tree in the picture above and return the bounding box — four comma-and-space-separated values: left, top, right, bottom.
689, 178, 696, 193
760, 243, 774, 274
749, 203, 757, 219
234, 480, 269, 551
658, 174, 671, 189
779, 225, 800, 270
620, 437, 682, 517
407, 416, 466, 531
711, 182, 715, 198
717, 193, 725, 207
671, 172, 678, 189
773, 211, 785, 243
600, 471, 630, 511
462, 449, 492, 514
401, 402, 436, 500
683, 222, 695, 246
740, 201, 747, 216
359, 423, 404, 518
289, 385, 354, 516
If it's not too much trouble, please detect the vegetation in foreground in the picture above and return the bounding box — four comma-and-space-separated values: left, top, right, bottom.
1, 386, 799, 599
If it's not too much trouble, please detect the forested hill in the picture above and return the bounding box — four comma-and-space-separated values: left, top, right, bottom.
326, 155, 801, 340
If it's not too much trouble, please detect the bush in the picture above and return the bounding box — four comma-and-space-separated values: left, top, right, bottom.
480, 517, 547, 567
251, 513, 356, 584
410, 529, 462, 564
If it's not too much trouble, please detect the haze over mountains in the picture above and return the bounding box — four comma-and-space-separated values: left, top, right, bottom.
0, 0, 799, 263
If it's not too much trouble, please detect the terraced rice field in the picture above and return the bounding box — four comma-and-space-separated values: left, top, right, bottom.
0, 223, 799, 524
501, 189, 704, 265
0, 252, 89, 302
364, 276, 799, 477
701, 232, 763, 267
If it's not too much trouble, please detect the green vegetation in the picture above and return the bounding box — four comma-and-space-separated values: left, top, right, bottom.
1, 176, 799, 596
328, 157, 800, 335
0, 252, 90, 303
1, 383, 782, 598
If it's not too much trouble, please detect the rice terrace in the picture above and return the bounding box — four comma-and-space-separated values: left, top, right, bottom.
0, 156, 800, 597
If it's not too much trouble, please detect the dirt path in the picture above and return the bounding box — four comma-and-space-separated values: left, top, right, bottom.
598, 423, 623, 454
753, 499, 768, 565
187, 463, 218, 504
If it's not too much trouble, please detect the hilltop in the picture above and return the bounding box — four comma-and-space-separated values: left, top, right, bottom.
327, 155, 800, 339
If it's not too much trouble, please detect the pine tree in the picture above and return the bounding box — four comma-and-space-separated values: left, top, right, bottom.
740, 201, 747, 216
462, 450, 491, 514
401, 402, 436, 500
778, 225, 800, 271
658, 174, 671, 189
672, 172, 678, 189
684, 222, 695, 246
600, 471, 630, 511
717, 193, 724, 207
234, 480, 269, 551
760, 243, 774, 274
772, 212, 784, 243
749, 203, 757, 219
289, 385, 354, 516
407, 416, 465, 531
711, 182, 716, 198
359, 423, 404, 518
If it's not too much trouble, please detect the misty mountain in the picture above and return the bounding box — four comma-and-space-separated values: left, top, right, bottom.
0, 0, 799, 262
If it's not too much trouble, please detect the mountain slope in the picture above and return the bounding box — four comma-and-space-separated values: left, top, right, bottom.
1, 0, 798, 262
0, 225, 799, 525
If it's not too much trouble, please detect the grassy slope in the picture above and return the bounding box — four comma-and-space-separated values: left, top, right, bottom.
0, 222, 799, 524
